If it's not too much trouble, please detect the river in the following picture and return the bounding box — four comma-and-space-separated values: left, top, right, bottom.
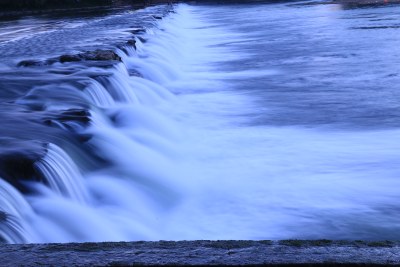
1, 1, 400, 243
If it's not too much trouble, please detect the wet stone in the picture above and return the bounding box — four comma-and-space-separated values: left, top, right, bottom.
129, 28, 146, 34
0, 211, 7, 221
0, 139, 47, 185
126, 39, 137, 48
59, 50, 122, 63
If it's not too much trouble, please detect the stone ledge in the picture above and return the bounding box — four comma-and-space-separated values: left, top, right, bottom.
1, 240, 400, 266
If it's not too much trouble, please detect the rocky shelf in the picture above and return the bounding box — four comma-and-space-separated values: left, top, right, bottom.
1, 240, 400, 266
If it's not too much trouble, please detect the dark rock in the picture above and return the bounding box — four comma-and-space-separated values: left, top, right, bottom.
20, 49, 122, 67
0, 211, 7, 222
153, 15, 163, 20
43, 109, 91, 132
80, 50, 122, 61
126, 39, 137, 49
17, 60, 46, 67
0, 139, 47, 187
59, 54, 82, 63
59, 50, 121, 63
129, 28, 146, 34
117, 39, 137, 54
17, 58, 58, 67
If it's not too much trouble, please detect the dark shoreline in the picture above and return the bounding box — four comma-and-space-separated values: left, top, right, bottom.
0, 0, 174, 19
2, 240, 400, 266
2, 0, 400, 19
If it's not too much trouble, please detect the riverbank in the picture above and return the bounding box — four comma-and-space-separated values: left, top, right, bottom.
0, 0, 176, 19
2, 240, 399, 266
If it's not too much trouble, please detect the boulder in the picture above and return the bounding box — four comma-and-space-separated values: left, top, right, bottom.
59, 50, 122, 63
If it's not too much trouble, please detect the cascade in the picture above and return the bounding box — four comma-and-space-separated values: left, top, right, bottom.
2, 2, 400, 243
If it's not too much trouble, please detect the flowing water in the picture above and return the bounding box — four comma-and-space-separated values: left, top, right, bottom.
1, 1, 400, 243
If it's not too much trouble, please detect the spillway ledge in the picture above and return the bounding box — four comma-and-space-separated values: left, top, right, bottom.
1, 240, 400, 266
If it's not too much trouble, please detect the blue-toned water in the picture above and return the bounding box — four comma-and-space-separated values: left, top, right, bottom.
1, 1, 400, 243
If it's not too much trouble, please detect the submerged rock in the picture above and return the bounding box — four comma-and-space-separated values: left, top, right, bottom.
17, 60, 47, 67
129, 28, 146, 34
0, 211, 6, 222
43, 109, 91, 131
117, 39, 137, 52
128, 69, 143, 77
17, 58, 58, 67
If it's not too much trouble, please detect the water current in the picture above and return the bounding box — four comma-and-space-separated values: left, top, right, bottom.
1, 1, 400, 243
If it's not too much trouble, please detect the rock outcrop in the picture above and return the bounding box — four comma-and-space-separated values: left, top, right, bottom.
18, 50, 122, 67
59, 50, 122, 63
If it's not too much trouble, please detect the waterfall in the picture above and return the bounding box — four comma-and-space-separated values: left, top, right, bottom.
0, 179, 37, 243
84, 80, 115, 108
34, 144, 89, 204
0, 3, 236, 243
0, 4, 191, 243
2, 1, 400, 243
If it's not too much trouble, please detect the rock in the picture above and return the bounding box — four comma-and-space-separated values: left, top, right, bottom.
117, 39, 137, 53
17, 58, 57, 67
44, 109, 91, 125
17, 60, 46, 67
59, 50, 121, 63
19, 49, 122, 67
0, 139, 47, 187
80, 50, 121, 61
129, 28, 146, 34
43, 109, 91, 134
0, 211, 7, 222
59, 54, 81, 63
153, 15, 163, 20
126, 39, 137, 48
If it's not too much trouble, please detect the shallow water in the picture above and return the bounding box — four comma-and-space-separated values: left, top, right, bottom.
1, 1, 400, 243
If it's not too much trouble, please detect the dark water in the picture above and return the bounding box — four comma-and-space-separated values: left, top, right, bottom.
1, 1, 400, 243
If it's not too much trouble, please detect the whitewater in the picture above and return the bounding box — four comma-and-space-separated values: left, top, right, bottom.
1, 1, 400, 243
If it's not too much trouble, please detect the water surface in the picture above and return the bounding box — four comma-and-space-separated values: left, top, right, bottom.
1, 1, 400, 242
